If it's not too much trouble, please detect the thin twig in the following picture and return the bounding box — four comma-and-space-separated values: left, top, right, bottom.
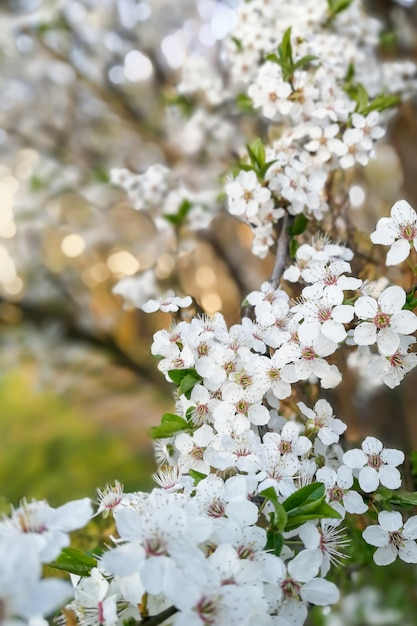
142, 606, 178, 626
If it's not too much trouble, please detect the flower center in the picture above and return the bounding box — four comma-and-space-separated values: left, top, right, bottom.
302, 347, 316, 360
367, 453, 382, 468
195, 597, 219, 625
236, 400, 249, 415
318, 306, 332, 322
237, 545, 255, 560
373, 311, 390, 330
328, 486, 344, 502
281, 578, 301, 600
399, 223, 417, 241
145, 535, 167, 556
389, 530, 404, 549
207, 499, 226, 518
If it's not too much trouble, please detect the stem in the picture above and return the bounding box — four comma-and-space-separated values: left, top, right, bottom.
142, 606, 178, 626
271, 212, 291, 289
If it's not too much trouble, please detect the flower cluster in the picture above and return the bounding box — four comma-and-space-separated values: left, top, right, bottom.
2, 1, 417, 625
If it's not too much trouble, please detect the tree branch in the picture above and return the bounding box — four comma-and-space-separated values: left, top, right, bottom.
271, 213, 291, 289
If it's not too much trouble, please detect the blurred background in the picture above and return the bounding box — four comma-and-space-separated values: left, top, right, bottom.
1, 1, 417, 623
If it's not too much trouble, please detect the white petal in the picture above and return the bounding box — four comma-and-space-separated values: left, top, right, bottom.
362, 525, 389, 547
377, 329, 400, 354
301, 578, 340, 605
379, 465, 402, 490
288, 549, 322, 582
398, 540, 417, 563
354, 322, 376, 346
373, 545, 397, 566
343, 449, 367, 469
378, 510, 403, 532
358, 466, 380, 492
386, 239, 411, 265
403, 516, 417, 540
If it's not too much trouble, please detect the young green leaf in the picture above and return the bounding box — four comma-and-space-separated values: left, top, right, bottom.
49, 547, 97, 577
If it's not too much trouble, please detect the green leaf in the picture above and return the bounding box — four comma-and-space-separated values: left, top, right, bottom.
289, 237, 298, 258
189, 469, 207, 485
150, 413, 192, 439
390, 490, 417, 506
168, 368, 198, 385
285, 504, 341, 531
283, 482, 325, 513
327, 0, 355, 19
292, 55, 318, 72
231, 36, 243, 52
260, 487, 288, 532
259, 159, 278, 179
344, 61, 355, 85
404, 288, 417, 311
364, 93, 400, 115
289, 213, 308, 236
247, 138, 266, 169
49, 547, 97, 577
265, 527, 284, 556
179, 372, 202, 398
236, 93, 254, 112
163, 199, 193, 226
279, 27, 293, 65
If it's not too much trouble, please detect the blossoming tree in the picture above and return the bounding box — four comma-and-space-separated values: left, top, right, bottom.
2, 1, 417, 625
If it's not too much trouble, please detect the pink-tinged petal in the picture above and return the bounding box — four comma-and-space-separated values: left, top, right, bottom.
379, 465, 402, 490
386, 239, 411, 265
355, 296, 377, 319
343, 448, 367, 469
354, 322, 377, 346
399, 540, 417, 563
358, 466, 379, 492
362, 525, 389, 547
403, 516, 417, 540
390, 199, 417, 224
377, 329, 400, 354
380, 448, 405, 466
378, 510, 403, 532
379, 286, 406, 313
301, 578, 340, 605
373, 545, 397, 566
390, 310, 417, 334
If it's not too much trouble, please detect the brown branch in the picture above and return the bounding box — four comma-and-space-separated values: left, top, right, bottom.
271, 213, 291, 289
142, 606, 178, 626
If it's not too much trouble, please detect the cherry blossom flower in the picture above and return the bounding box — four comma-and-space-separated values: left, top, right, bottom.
353, 285, 417, 354
367, 335, 417, 388
316, 466, 368, 517
362, 511, 417, 565
371, 199, 417, 265
0, 498, 93, 563
298, 399, 346, 445
142, 291, 192, 313
226, 170, 271, 218
343, 436, 404, 492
